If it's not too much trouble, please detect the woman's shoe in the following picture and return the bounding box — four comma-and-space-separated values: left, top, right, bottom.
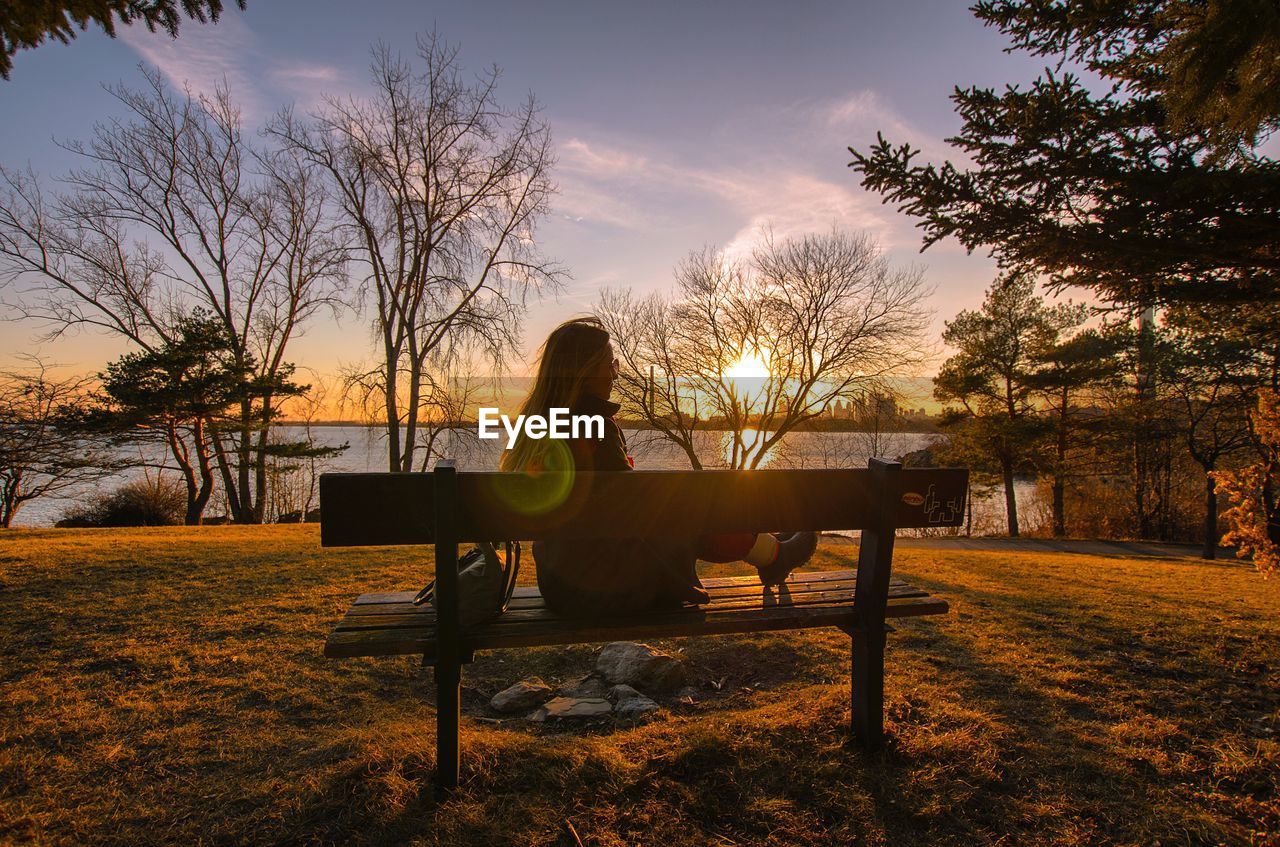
756, 531, 818, 587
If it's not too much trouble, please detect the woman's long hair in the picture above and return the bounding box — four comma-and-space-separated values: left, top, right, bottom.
500, 317, 612, 472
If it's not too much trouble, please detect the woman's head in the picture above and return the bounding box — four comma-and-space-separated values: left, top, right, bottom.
500, 317, 617, 471
537, 317, 616, 406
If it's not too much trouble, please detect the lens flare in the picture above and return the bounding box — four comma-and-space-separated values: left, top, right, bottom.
488, 438, 576, 516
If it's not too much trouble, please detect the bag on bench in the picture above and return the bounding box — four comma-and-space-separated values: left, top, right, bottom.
412, 541, 521, 628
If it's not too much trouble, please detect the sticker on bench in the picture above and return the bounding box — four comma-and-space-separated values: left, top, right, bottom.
923, 484, 962, 524
902, 486, 962, 524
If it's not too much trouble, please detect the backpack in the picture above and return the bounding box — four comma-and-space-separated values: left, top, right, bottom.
412, 541, 521, 628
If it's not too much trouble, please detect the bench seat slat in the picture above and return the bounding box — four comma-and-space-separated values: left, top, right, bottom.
323, 569, 948, 658
338, 578, 929, 624
343, 572, 913, 616
334, 583, 933, 632
324, 595, 948, 658
340, 573, 916, 621
349, 569, 913, 607
334, 593, 936, 638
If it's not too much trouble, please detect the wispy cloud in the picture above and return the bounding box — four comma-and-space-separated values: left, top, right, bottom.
553, 175, 652, 229
267, 64, 343, 112
560, 138, 649, 177
550, 88, 964, 264
553, 137, 661, 228
119, 15, 341, 121
551, 132, 897, 258
818, 88, 971, 166
119, 13, 264, 114
717, 173, 896, 263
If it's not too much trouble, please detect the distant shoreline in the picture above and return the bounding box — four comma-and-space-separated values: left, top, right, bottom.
276, 419, 944, 434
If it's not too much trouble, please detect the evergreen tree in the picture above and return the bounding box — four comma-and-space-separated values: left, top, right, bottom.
1027, 325, 1125, 537
97, 312, 342, 524
1162, 320, 1255, 557
97, 315, 243, 525
1, 1, 245, 79
976, 0, 1280, 155
849, 4, 1280, 309
934, 273, 1081, 536
1169, 300, 1280, 553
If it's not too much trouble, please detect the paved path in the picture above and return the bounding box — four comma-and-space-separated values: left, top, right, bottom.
824, 533, 1238, 561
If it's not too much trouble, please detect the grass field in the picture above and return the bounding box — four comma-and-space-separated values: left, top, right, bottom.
1, 526, 1277, 846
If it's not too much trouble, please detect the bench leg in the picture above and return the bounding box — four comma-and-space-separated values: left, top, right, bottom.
851, 626, 886, 749
433, 657, 462, 790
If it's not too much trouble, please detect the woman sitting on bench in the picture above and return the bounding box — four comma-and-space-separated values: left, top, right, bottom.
500, 316, 818, 618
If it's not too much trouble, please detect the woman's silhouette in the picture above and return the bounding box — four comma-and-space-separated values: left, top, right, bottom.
501, 317, 817, 618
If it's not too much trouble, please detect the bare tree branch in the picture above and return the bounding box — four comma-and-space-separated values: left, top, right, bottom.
0, 65, 349, 522
269, 31, 565, 472
598, 228, 931, 469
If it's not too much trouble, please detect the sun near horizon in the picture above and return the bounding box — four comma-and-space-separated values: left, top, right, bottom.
724, 349, 771, 380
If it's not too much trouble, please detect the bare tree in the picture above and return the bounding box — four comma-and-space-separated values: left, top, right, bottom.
598, 287, 707, 469
334, 340, 490, 470
271, 33, 564, 473
0, 359, 125, 528
0, 66, 347, 522
598, 229, 931, 470
414, 365, 490, 471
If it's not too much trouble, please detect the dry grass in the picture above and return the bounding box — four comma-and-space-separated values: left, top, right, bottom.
0, 526, 1276, 846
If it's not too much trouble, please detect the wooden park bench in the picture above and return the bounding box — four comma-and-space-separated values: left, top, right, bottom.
319, 458, 967, 789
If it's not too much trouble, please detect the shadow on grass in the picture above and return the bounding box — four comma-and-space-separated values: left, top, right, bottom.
271, 615, 1190, 846
257, 551, 1275, 845
902, 568, 1273, 717
5, 532, 1274, 846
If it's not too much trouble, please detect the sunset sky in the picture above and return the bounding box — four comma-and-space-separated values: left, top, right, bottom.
0, 0, 1059, 380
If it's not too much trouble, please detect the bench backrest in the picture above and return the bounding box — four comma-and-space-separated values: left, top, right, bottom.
318, 464, 968, 547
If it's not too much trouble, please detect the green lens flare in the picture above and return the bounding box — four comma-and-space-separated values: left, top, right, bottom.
490, 440, 576, 516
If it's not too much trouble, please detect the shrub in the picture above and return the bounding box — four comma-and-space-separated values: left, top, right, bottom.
58, 476, 186, 527
1214, 389, 1280, 577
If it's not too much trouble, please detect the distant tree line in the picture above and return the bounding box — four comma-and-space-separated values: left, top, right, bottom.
931, 273, 1270, 558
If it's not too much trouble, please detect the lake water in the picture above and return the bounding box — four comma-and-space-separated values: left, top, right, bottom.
13, 425, 1039, 532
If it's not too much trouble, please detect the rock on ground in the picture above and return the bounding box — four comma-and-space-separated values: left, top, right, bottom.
607, 683, 661, 718
557, 672, 610, 699
490, 678, 552, 714
528, 696, 613, 721
605, 684, 641, 704
596, 641, 688, 694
